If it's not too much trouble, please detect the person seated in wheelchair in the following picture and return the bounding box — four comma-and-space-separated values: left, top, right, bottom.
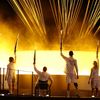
33, 63, 53, 96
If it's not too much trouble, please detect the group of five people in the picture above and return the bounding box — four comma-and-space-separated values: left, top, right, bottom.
5, 50, 99, 97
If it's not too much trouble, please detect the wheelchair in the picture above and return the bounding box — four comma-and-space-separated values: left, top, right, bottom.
34, 80, 51, 97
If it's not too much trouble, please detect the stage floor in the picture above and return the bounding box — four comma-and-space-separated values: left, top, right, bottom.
0, 89, 100, 99
0, 95, 99, 100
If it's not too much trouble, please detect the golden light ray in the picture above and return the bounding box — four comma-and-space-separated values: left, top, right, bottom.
49, 0, 100, 41
8, 0, 47, 44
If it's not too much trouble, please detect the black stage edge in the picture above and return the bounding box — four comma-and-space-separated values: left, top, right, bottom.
0, 95, 100, 100
0, 90, 9, 94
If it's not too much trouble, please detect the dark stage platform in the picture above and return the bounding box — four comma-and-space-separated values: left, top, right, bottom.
0, 95, 99, 100
0, 89, 100, 99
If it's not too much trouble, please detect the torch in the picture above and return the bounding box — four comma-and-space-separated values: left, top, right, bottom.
14, 33, 19, 62
96, 40, 99, 68
96, 40, 99, 59
33, 50, 36, 64
60, 30, 63, 53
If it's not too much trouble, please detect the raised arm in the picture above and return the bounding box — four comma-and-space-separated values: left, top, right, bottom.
14, 55, 16, 63
60, 51, 67, 60
33, 63, 41, 74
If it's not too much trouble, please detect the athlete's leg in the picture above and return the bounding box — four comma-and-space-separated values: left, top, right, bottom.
74, 83, 78, 90
67, 83, 70, 97
12, 79, 15, 94
91, 80, 95, 97
95, 80, 99, 97
66, 75, 71, 97
8, 83, 12, 94
12, 82, 14, 94
74, 82, 79, 97
95, 88, 98, 97
91, 88, 95, 96
7, 79, 12, 94
72, 74, 79, 97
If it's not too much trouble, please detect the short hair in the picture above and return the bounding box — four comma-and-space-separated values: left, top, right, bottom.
93, 61, 97, 67
9, 57, 14, 62
43, 66, 47, 72
69, 51, 74, 56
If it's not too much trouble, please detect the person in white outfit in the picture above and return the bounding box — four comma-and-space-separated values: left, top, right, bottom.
5, 57, 16, 94
33, 63, 53, 96
60, 50, 79, 97
88, 61, 99, 97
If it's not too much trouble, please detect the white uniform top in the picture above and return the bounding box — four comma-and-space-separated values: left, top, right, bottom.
61, 53, 78, 75
61, 54, 78, 83
34, 66, 52, 81
6, 62, 16, 83
91, 67, 99, 80
66, 57, 77, 75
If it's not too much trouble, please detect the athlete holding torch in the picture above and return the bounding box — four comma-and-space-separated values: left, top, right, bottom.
60, 29, 79, 97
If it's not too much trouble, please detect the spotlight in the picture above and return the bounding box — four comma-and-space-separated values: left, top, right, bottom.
0, 94, 5, 96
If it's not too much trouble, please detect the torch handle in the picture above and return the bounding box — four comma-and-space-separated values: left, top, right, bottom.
33, 50, 36, 64
60, 31, 63, 53
96, 40, 99, 68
